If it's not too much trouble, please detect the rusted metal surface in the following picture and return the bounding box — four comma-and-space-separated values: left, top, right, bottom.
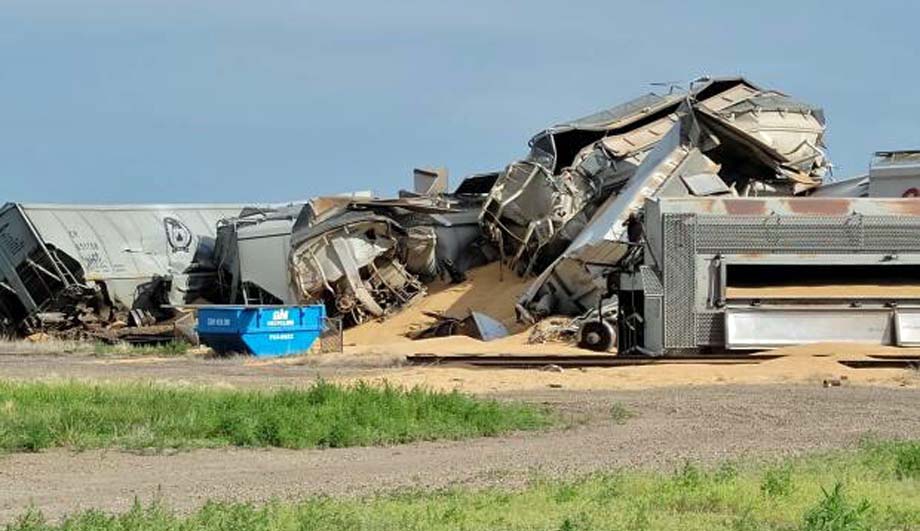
783, 198, 851, 216
723, 199, 768, 216
883, 199, 920, 216
647, 196, 920, 217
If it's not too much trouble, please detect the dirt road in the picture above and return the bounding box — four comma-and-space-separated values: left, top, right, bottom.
2, 384, 918, 523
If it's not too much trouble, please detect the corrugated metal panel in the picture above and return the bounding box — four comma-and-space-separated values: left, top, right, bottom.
601, 114, 679, 156
550, 93, 679, 132
697, 83, 760, 112
16, 203, 247, 307
21, 203, 242, 278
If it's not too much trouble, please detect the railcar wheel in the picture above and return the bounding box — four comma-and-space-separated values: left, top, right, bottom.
578, 320, 615, 352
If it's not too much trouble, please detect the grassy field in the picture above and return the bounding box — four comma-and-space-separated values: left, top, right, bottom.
0, 380, 550, 452
6, 440, 919, 530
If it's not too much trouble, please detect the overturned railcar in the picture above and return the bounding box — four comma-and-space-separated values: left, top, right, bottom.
614, 197, 920, 355
515, 87, 830, 322
0, 202, 243, 334
482, 76, 828, 283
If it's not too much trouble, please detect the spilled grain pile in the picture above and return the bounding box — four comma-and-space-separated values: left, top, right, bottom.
342, 262, 584, 356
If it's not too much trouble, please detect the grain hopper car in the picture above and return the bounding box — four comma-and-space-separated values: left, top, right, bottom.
607, 197, 920, 355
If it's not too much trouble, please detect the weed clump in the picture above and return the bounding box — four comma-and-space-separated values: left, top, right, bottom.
894, 443, 920, 480
608, 403, 634, 424
802, 483, 872, 531
857, 439, 920, 480
760, 465, 795, 498
673, 460, 705, 490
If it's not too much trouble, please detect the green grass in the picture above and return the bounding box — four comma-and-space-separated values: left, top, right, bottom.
0, 380, 551, 452
91, 340, 192, 356
609, 402, 634, 424
6, 440, 920, 530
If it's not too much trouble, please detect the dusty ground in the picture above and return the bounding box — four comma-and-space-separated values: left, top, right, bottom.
2, 340, 917, 393
343, 343, 920, 393
1, 384, 918, 523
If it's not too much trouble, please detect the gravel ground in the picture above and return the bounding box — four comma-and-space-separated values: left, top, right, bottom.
0, 353, 376, 388
1, 384, 918, 523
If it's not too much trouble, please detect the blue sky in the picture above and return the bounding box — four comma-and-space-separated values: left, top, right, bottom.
1, 0, 917, 203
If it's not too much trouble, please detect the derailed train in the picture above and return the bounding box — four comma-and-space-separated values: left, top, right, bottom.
3, 75, 919, 353
0, 175, 500, 334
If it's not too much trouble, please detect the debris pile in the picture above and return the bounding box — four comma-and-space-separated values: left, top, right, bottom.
483, 78, 826, 278
482, 77, 829, 319
2, 75, 857, 350
527, 316, 577, 345
214, 173, 498, 327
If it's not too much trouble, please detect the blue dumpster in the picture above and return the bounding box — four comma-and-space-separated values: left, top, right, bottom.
196, 305, 326, 357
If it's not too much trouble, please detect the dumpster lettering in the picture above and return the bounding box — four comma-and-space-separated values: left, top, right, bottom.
207, 317, 232, 327
267, 309, 294, 327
